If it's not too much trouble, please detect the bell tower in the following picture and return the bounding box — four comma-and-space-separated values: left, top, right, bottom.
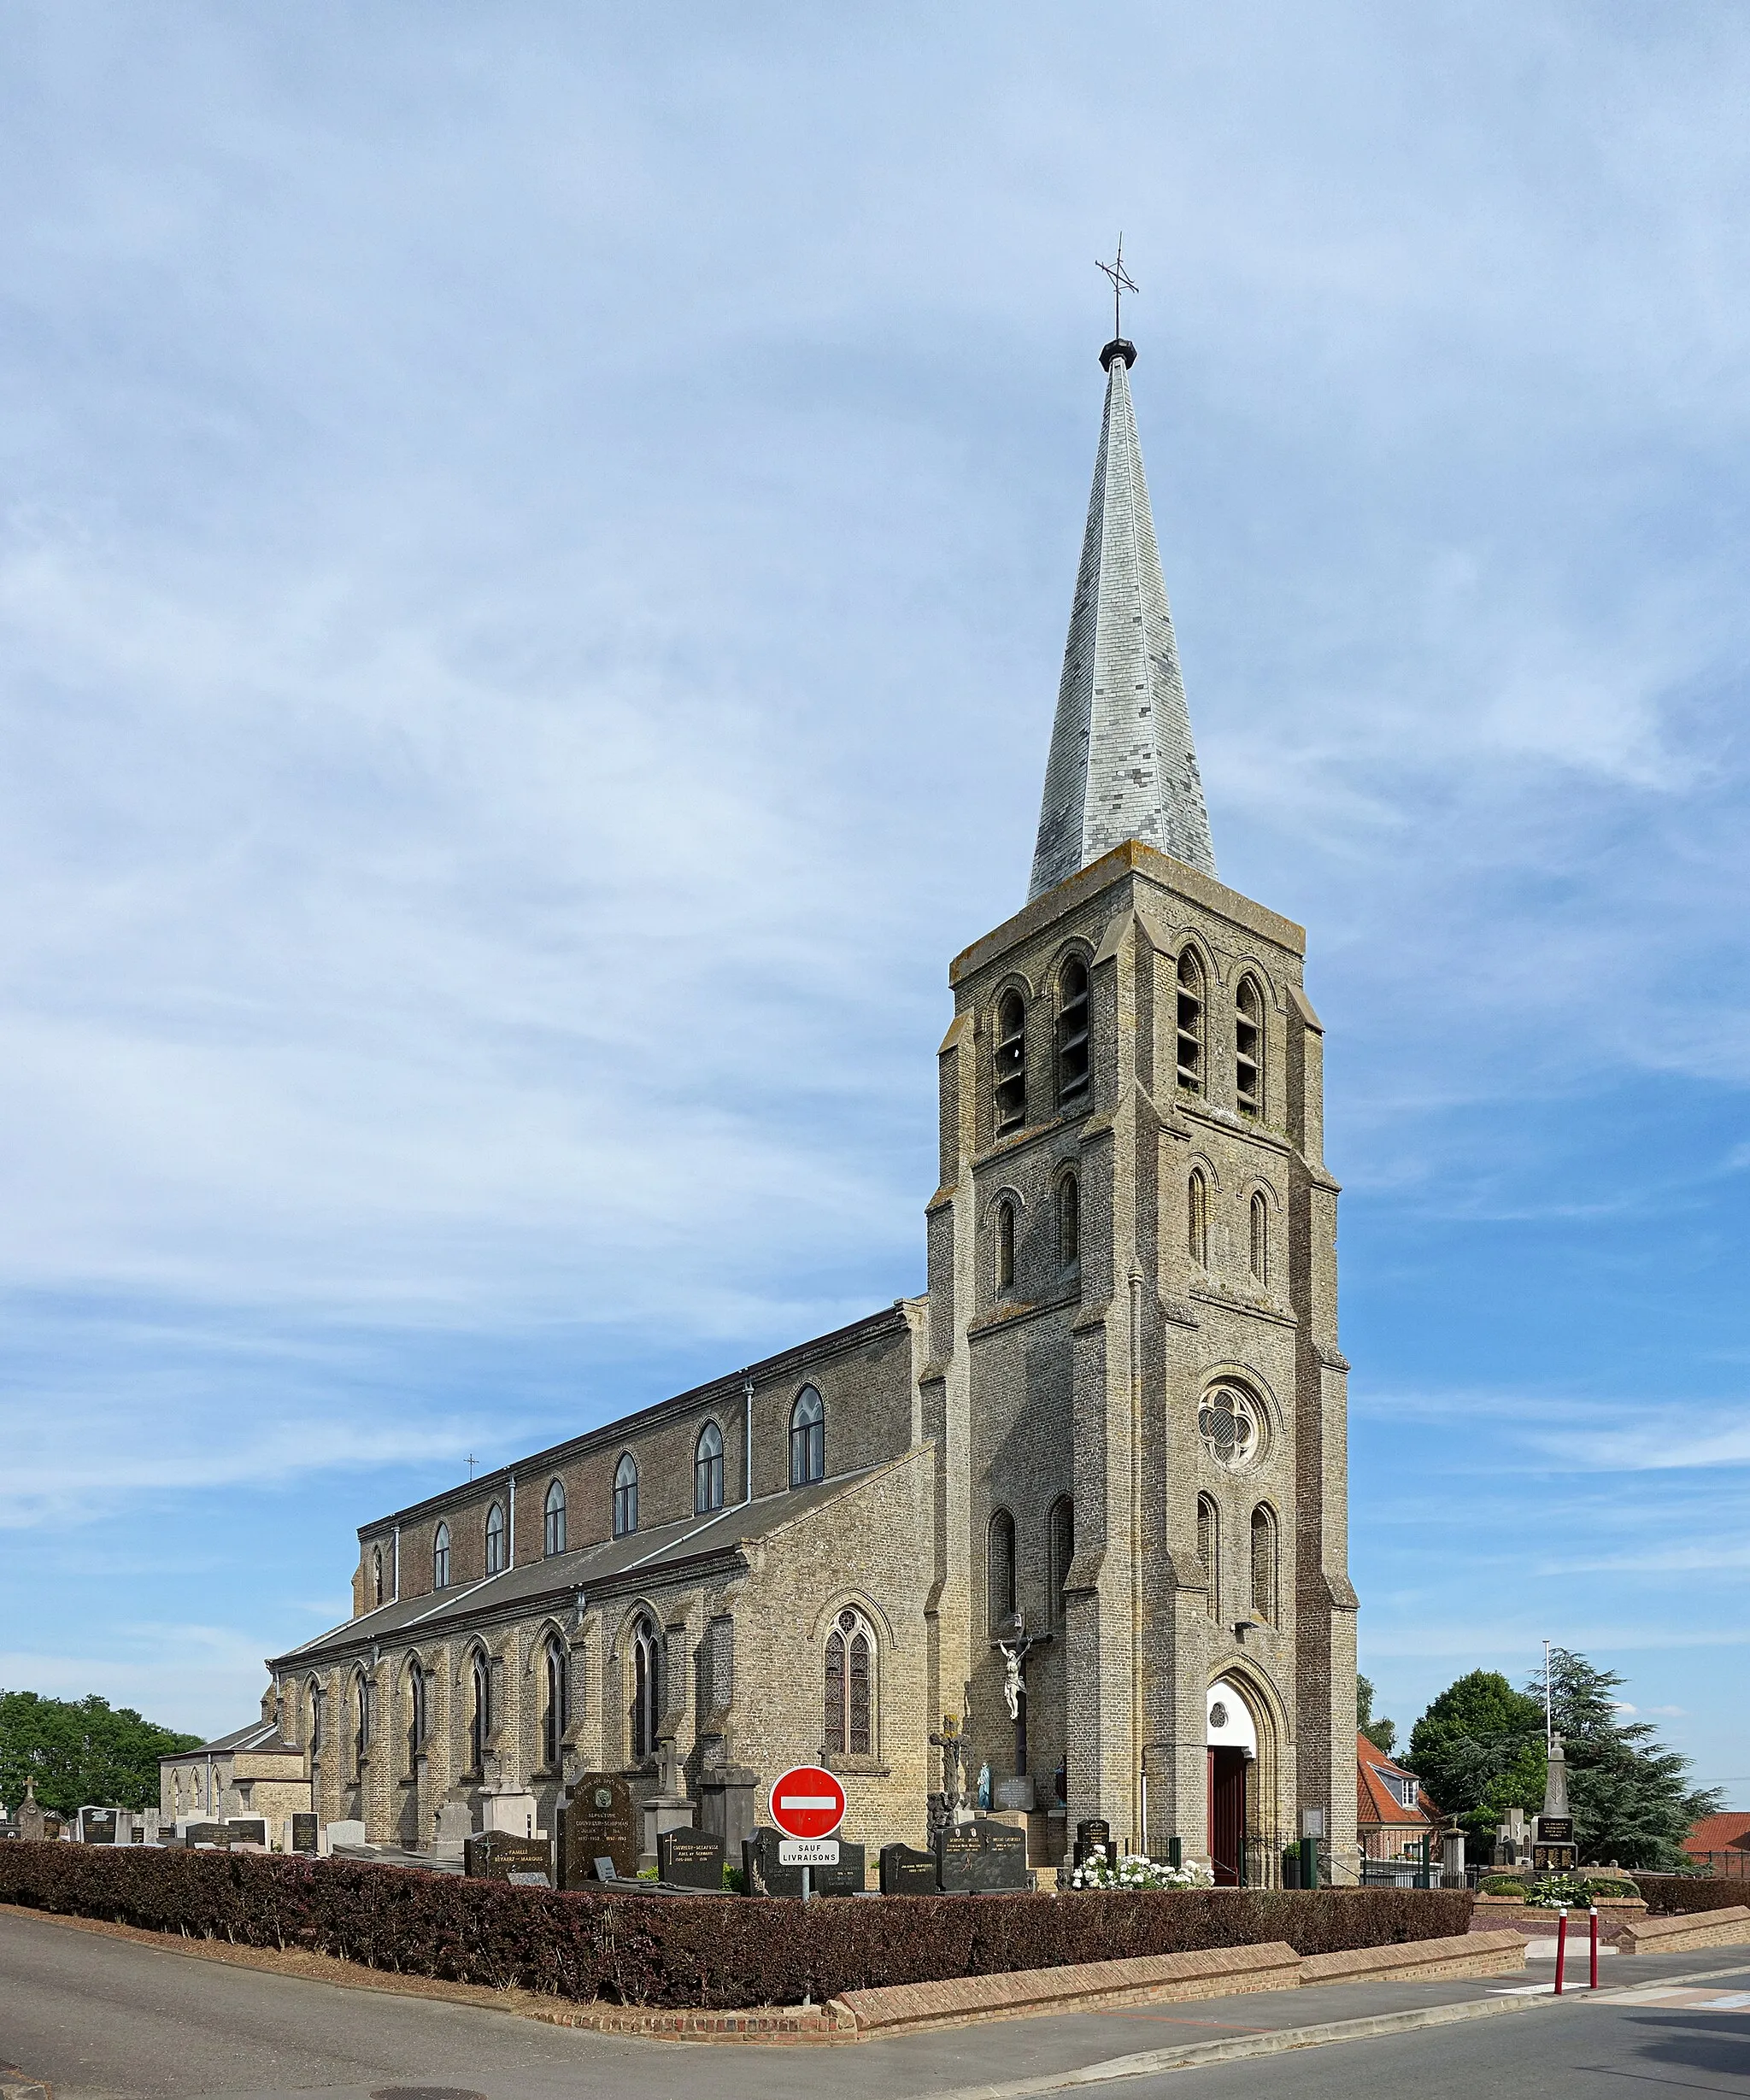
925, 325, 1359, 1881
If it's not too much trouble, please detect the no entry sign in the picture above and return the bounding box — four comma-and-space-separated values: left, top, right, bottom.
769, 1764, 846, 1841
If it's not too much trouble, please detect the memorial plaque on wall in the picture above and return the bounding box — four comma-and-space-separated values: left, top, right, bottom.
464, 1831, 553, 1883
561, 1774, 637, 1886
937, 1817, 1029, 1892
1536, 1818, 1574, 1843
658, 1825, 725, 1891
1533, 1843, 1578, 1874
291, 1813, 319, 1854
879, 1842, 939, 1896
1073, 1818, 1112, 1867
743, 1826, 865, 1897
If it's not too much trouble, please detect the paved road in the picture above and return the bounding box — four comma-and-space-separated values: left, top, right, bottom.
3, 1909, 1747, 2100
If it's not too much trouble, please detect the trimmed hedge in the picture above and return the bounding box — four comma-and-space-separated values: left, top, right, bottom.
0, 1843, 1471, 2008
1630, 1874, 1750, 1915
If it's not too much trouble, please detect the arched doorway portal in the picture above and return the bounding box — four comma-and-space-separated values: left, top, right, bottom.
1207, 1680, 1258, 1887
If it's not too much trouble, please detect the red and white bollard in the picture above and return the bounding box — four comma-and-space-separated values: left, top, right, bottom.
1590, 1906, 1600, 1990
1555, 1906, 1568, 1994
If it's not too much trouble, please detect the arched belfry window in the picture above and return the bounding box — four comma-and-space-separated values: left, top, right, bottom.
1056, 956, 1090, 1107
543, 1479, 567, 1557
1236, 976, 1263, 1117
543, 1634, 568, 1769
1057, 1172, 1080, 1267
1048, 1497, 1075, 1628
695, 1421, 725, 1512
484, 1500, 506, 1575
468, 1649, 490, 1774
1197, 1494, 1220, 1621
1250, 1505, 1277, 1624
630, 1613, 660, 1761
613, 1453, 638, 1538
988, 1508, 1018, 1633
1249, 1192, 1268, 1284
994, 989, 1027, 1133
432, 1522, 450, 1591
825, 1606, 875, 1757
790, 1387, 825, 1487
1188, 1168, 1209, 1267
406, 1659, 426, 1774
372, 1547, 383, 1606
995, 1199, 1017, 1292
1176, 948, 1205, 1094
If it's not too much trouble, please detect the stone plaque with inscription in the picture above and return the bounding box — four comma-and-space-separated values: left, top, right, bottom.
561, 1774, 637, 1886
79, 1809, 118, 1845
658, 1825, 725, 1890
226, 1819, 267, 1847
879, 1841, 939, 1896
938, 1816, 1030, 1892
464, 1831, 554, 1883
291, 1813, 319, 1854
183, 1821, 227, 1848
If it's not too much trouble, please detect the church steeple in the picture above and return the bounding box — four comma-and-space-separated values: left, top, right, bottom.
1028, 334, 1216, 900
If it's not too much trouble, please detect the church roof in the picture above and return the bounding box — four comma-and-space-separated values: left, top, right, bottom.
1029, 340, 1215, 900
268, 1458, 901, 1671
166, 1718, 301, 1760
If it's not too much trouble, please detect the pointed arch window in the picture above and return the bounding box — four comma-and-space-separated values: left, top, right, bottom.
1056, 956, 1090, 1106
790, 1386, 825, 1487
1188, 1168, 1209, 1267
1236, 976, 1263, 1117
1176, 948, 1205, 1094
1249, 1192, 1268, 1284
1057, 1172, 1080, 1268
543, 1479, 567, 1557
995, 1198, 1017, 1292
1048, 1496, 1075, 1628
372, 1546, 383, 1606
432, 1522, 450, 1591
307, 1680, 326, 1759
988, 1507, 1018, 1633
406, 1660, 426, 1774
825, 1607, 875, 1757
613, 1453, 638, 1537
1197, 1494, 1220, 1621
484, 1500, 507, 1575
695, 1421, 725, 1512
468, 1649, 490, 1774
351, 1670, 373, 1780
1250, 1505, 1277, 1624
994, 989, 1027, 1132
630, 1613, 660, 1761
543, 1634, 568, 1769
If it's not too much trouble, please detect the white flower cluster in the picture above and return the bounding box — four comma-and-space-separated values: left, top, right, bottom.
1066, 1845, 1217, 1892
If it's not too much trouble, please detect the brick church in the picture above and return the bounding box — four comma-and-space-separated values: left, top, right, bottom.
181, 325, 1359, 1886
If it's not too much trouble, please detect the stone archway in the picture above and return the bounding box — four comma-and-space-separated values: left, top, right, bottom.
1206, 1671, 1285, 1887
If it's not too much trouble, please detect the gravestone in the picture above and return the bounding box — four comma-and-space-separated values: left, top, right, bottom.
183, 1821, 227, 1847
79, 1809, 118, 1845
291, 1813, 319, 1854
1073, 1818, 1113, 1867
561, 1774, 638, 1887
937, 1816, 1030, 1892
226, 1819, 267, 1848
658, 1825, 725, 1891
17, 1789, 49, 1843
326, 1819, 367, 1851
743, 1826, 866, 1898
879, 1841, 939, 1896
464, 1830, 553, 1882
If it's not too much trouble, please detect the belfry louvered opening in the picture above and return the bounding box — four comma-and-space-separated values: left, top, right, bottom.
1236, 976, 1263, 1118
1176, 948, 1205, 1094
994, 990, 1027, 1132
1056, 957, 1090, 1106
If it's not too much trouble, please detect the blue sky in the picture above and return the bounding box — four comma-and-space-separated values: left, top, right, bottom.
2, 2, 1746, 1802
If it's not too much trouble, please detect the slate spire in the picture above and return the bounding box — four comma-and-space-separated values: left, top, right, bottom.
1028, 337, 1216, 900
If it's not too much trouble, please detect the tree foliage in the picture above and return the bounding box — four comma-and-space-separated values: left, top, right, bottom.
1406, 1669, 1547, 1845
0, 1691, 203, 1816
1357, 1674, 1396, 1756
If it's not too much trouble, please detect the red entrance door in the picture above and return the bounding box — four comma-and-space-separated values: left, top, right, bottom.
1207, 1747, 1248, 1886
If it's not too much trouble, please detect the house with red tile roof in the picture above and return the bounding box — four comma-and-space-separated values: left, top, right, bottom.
1684, 1811, 1750, 1878
1357, 1732, 1442, 1862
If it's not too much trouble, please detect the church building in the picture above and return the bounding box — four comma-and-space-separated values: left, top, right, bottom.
197, 325, 1359, 1886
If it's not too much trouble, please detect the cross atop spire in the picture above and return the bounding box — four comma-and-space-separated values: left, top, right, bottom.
1027, 305, 1216, 900
1095, 236, 1139, 349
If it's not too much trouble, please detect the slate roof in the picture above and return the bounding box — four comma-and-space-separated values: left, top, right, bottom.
1356, 1733, 1438, 1829
268, 1458, 901, 1672
168, 1720, 302, 1761
1029, 338, 1216, 901
1685, 1811, 1750, 1855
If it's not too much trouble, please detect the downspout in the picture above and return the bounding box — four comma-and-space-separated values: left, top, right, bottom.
507, 1475, 516, 1566
392, 1524, 400, 1602
743, 1378, 754, 1505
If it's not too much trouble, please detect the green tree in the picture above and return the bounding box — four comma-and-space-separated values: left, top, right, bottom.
1530, 1649, 1720, 1872
1357, 1674, 1396, 1756
0, 1691, 203, 1816
1406, 1669, 1547, 1845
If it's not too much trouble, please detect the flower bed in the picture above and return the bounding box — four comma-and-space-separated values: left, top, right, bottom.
0, 1842, 1472, 2009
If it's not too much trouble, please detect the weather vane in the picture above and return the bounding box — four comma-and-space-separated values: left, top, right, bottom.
1095, 236, 1139, 343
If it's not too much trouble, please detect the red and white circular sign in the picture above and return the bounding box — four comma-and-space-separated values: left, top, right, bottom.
768, 1764, 846, 1841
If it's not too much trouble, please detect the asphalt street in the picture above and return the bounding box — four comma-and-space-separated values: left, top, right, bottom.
3, 1909, 1747, 2100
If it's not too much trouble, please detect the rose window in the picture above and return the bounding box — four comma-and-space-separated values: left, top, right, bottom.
1198, 1386, 1266, 1471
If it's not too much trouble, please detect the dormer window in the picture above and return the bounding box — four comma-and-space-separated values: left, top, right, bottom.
1236, 976, 1263, 1117
1176, 949, 1205, 1094
1056, 958, 1090, 1106
994, 991, 1027, 1132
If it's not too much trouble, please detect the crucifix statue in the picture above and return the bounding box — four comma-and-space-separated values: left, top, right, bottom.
1095, 236, 1140, 345
927, 1681, 976, 1840
996, 1610, 1039, 1777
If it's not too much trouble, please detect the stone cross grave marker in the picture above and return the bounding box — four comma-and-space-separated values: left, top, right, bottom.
937, 1816, 1030, 1892
561, 1774, 637, 1887
878, 1842, 939, 1896
658, 1825, 725, 1890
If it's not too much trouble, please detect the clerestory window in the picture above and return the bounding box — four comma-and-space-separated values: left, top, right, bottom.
695, 1420, 725, 1512
432, 1522, 450, 1591
484, 1500, 506, 1575
613, 1453, 638, 1538
790, 1387, 825, 1487
543, 1479, 567, 1557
